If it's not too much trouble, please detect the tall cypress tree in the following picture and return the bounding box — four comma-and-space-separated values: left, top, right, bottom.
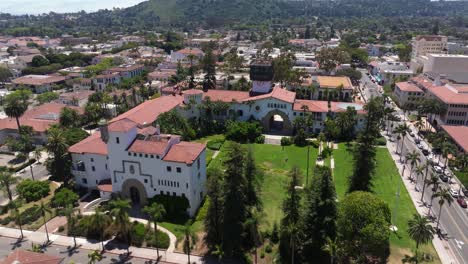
280, 166, 302, 263
299, 166, 337, 262
221, 142, 247, 257
245, 147, 260, 208
204, 167, 224, 249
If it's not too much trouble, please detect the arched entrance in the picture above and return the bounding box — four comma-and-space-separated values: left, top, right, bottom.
262, 109, 292, 135
121, 179, 148, 205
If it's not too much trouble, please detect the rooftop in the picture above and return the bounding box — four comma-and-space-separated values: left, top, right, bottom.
294, 100, 366, 114
396, 82, 423, 93
441, 125, 468, 153
12, 75, 66, 86
163, 141, 206, 165
316, 76, 353, 90
244, 86, 296, 104
1, 249, 63, 264
69, 131, 107, 155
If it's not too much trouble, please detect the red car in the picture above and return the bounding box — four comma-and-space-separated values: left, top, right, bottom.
457, 198, 467, 208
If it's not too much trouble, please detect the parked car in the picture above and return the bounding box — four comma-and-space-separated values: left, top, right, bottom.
439, 174, 449, 183
450, 188, 459, 198
414, 138, 421, 144
457, 198, 467, 208
434, 165, 443, 173
416, 144, 423, 150
409, 131, 415, 137
462, 187, 468, 197
422, 149, 430, 156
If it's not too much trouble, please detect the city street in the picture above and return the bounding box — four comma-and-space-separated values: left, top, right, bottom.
358, 73, 468, 263
358, 68, 381, 100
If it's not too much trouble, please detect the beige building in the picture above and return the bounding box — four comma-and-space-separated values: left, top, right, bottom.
411, 35, 448, 59
393, 81, 425, 109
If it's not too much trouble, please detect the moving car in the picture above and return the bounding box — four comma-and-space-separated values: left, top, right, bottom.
457, 198, 467, 208
433, 165, 443, 173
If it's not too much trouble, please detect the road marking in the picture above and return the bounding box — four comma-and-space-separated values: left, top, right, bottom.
455, 239, 465, 249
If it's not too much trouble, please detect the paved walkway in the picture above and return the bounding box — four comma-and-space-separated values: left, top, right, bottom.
384, 134, 460, 264
37, 216, 66, 233
0, 225, 205, 263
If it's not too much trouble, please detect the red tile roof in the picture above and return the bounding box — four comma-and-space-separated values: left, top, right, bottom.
396, 82, 423, 93
441, 125, 468, 153
415, 35, 445, 41
203, 90, 250, 103
294, 100, 366, 114
107, 64, 144, 72
128, 138, 170, 155
12, 75, 66, 86
108, 118, 138, 132
176, 48, 204, 56
97, 179, 112, 193
0, 103, 83, 133
110, 95, 184, 126
69, 131, 107, 155
163, 142, 206, 164
184, 89, 204, 95
59, 90, 95, 101
244, 87, 296, 104
1, 249, 63, 264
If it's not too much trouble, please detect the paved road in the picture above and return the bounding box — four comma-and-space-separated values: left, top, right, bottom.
358, 68, 381, 100
395, 124, 468, 264
0, 236, 157, 264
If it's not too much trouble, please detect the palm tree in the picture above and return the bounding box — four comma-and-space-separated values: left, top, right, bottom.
87, 249, 103, 264
432, 188, 454, 230
405, 151, 420, 180
89, 208, 107, 251
414, 165, 424, 184
63, 204, 78, 248
109, 199, 131, 243
407, 214, 434, 253
4, 91, 30, 132
0, 172, 19, 202
427, 175, 440, 208
419, 163, 431, 204
245, 208, 264, 264
10, 200, 24, 239
45, 127, 70, 185
39, 202, 52, 243
440, 142, 456, 174
143, 202, 166, 261
183, 220, 195, 264
322, 237, 338, 264
394, 123, 410, 157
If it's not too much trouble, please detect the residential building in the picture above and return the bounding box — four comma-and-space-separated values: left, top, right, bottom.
170, 48, 204, 64
0, 103, 83, 144
288, 76, 354, 102
93, 73, 121, 91
11, 75, 67, 93
57, 90, 95, 107
104, 64, 145, 79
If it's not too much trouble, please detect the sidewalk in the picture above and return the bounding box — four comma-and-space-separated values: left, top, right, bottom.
0, 225, 205, 263
385, 135, 459, 264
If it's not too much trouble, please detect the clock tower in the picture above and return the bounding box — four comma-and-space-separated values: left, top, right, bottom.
250, 60, 274, 95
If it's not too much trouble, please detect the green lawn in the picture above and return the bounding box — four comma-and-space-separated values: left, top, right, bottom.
207, 142, 319, 230
333, 143, 440, 262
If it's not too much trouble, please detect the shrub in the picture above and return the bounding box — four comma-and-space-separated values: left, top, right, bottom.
132, 222, 146, 247
280, 137, 293, 146
255, 135, 265, 144
270, 222, 279, 244
19, 205, 42, 225
148, 195, 190, 220
294, 129, 308, 146
51, 188, 79, 208
225, 121, 263, 143
0, 216, 13, 225
16, 180, 50, 202
146, 229, 171, 249
321, 146, 333, 158
376, 136, 387, 146
206, 139, 224, 150
265, 244, 272, 253
260, 251, 265, 259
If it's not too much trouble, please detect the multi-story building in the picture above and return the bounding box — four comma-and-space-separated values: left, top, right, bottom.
393, 81, 425, 109
11, 75, 67, 93
170, 48, 204, 65
287, 76, 354, 102
411, 35, 448, 60
411, 77, 468, 126
423, 54, 468, 84
441, 125, 468, 153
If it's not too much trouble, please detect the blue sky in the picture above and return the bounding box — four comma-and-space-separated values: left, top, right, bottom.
0, 0, 146, 15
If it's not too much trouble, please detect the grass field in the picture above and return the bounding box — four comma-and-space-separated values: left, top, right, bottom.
333, 143, 440, 263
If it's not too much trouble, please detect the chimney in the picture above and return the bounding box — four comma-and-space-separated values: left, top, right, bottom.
99, 120, 109, 143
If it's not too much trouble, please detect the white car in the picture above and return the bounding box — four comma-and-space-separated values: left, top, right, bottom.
434, 165, 443, 173
450, 188, 459, 198
416, 144, 423, 150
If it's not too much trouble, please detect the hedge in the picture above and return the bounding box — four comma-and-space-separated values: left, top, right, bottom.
148, 195, 190, 220
18, 205, 42, 225
16, 179, 50, 202
206, 139, 224, 151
